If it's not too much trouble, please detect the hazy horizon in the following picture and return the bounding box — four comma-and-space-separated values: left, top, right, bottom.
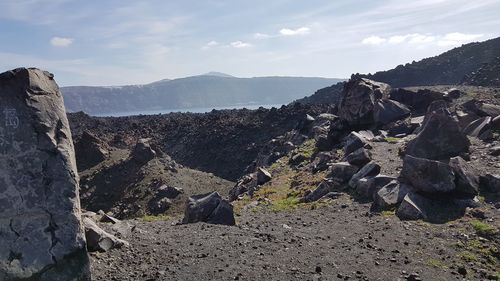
1, 0, 499, 86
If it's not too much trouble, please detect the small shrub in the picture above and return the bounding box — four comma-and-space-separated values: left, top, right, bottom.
384, 137, 401, 143
271, 197, 300, 212
470, 220, 498, 237
141, 214, 170, 222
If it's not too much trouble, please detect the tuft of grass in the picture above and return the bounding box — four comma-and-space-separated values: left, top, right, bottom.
271, 197, 300, 212
427, 259, 448, 269
470, 220, 498, 237
296, 139, 317, 160
384, 137, 401, 143
141, 214, 171, 222
381, 209, 396, 217
459, 251, 478, 262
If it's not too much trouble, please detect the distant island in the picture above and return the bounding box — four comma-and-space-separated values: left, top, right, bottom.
61, 72, 344, 116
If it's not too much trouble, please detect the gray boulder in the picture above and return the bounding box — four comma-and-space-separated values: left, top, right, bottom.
156, 185, 183, 199
373, 181, 410, 210
0, 68, 90, 280
337, 78, 391, 126
256, 167, 272, 185
355, 175, 396, 200
130, 138, 156, 164
449, 156, 479, 198
396, 193, 428, 221
301, 180, 334, 203
345, 147, 372, 167
327, 162, 359, 185
401, 155, 455, 194
405, 103, 470, 160
389, 88, 445, 114
344, 131, 372, 155
348, 161, 381, 188
182, 192, 235, 226
463, 117, 491, 138
373, 99, 411, 125
479, 174, 500, 193
83, 218, 128, 252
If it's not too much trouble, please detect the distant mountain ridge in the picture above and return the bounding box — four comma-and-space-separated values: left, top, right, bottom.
360, 37, 500, 87
62, 74, 343, 115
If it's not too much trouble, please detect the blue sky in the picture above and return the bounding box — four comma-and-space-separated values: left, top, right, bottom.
0, 0, 499, 86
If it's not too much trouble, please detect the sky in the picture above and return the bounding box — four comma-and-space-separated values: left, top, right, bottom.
0, 0, 499, 86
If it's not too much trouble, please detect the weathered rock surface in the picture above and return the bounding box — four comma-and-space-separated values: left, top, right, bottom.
301, 180, 334, 203
463, 116, 491, 138
337, 78, 391, 127
389, 88, 444, 114
156, 185, 183, 199
348, 161, 381, 188
373, 99, 410, 125
130, 138, 156, 164
396, 192, 428, 221
405, 103, 470, 160
479, 174, 500, 193
74, 131, 109, 170
373, 181, 410, 210
0, 68, 90, 280
401, 155, 455, 194
449, 156, 479, 198
354, 175, 396, 200
83, 218, 128, 252
327, 162, 359, 185
256, 167, 272, 185
182, 192, 235, 226
344, 131, 372, 155
345, 147, 371, 167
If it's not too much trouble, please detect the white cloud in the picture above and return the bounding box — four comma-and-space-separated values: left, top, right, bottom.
254, 33, 271, 39
363, 32, 483, 47
280, 27, 310, 36
361, 36, 386, 45
230, 41, 252, 48
201, 40, 219, 50
437, 32, 483, 46
50, 36, 74, 47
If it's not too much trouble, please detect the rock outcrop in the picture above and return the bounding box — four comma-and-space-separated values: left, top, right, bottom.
182, 192, 235, 226
0, 68, 90, 280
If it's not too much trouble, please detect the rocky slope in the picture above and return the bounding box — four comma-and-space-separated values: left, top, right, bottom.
463, 56, 500, 87
359, 37, 500, 87
62, 74, 343, 115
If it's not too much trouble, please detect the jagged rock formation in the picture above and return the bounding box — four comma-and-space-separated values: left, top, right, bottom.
0, 68, 90, 281
360, 37, 500, 87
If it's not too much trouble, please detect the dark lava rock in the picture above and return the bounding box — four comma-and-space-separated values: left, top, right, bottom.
396, 192, 429, 221
344, 131, 373, 155
156, 185, 183, 199
348, 161, 381, 188
75, 131, 109, 170
148, 197, 172, 214
401, 155, 455, 195
373, 181, 410, 210
405, 102, 470, 160
463, 116, 491, 138
311, 151, 335, 172
355, 175, 396, 200
479, 174, 500, 193
389, 88, 445, 114
83, 218, 128, 252
448, 156, 479, 198
444, 88, 462, 99
337, 78, 391, 127
0, 68, 90, 280
182, 192, 235, 226
301, 180, 335, 203
373, 99, 411, 125
327, 162, 359, 185
130, 138, 157, 164
256, 167, 272, 185
345, 147, 372, 167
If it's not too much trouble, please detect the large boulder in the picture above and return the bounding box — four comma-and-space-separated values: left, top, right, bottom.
256, 167, 272, 185
182, 192, 235, 226
479, 174, 500, 193
130, 138, 156, 164
462, 117, 491, 138
301, 180, 334, 203
327, 162, 359, 185
463, 100, 500, 117
405, 103, 470, 160
344, 131, 373, 155
354, 175, 396, 200
348, 161, 381, 188
396, 192, 429, 221
401, 155, 455, 195
0, 68, 90, 280
74, 131, 109, 170
389, 88, 445, 114
337, 78, 391, 127
83, 218, 128, 252
373, 181, 410, 210
449, 156, 479, 198
345, 147, 371, 167
373, 99, 411, 125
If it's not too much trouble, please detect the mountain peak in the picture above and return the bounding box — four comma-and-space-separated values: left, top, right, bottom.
202, 71, 234, 78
